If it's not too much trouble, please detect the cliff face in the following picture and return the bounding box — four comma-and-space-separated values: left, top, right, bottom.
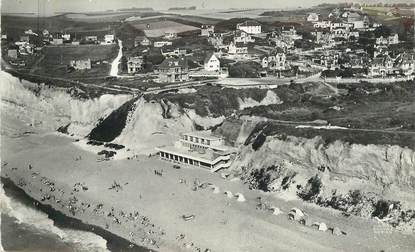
233, 135, 415, 193
230, 133, 415, 233
238, 90, 282, 110
0, 71, 131, 136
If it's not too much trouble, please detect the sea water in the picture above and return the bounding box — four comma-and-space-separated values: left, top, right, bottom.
1, 179, 151, 252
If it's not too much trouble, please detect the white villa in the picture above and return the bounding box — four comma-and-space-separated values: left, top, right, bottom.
62, 33, 71, 41
376, 34, 399, 45
164, 32, 178, 40
228, 42, 248, 55
313, 20, 331, 29
204, 52, 220, 71
154, 41, 173, 48
236, 20, 261, 34
51, 38, 63, 45
201, 25, 215, 37
85, 35, 98, 42
307, 13, 319, 22
127, 56, 144, 74
104, 34, 115, 44
262, 52, 287, 71
234, 30, 255, 44
156, 132, 235, 172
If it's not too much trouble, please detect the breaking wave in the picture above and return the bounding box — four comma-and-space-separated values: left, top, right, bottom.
0, 185, 110, 252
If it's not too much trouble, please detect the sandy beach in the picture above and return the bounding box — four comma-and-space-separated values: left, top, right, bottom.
2, 130, 415, 252
1, 177, 150, 252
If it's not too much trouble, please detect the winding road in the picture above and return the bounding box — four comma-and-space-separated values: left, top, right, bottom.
110, 40, 123, 77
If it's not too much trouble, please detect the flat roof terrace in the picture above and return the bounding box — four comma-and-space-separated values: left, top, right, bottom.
181, 131, 224, 141
155, 145, 231, 165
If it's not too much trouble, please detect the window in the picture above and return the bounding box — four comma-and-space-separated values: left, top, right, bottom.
206, 140, 210, 145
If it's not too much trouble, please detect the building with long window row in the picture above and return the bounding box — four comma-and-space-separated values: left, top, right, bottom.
155, 132, 235, 172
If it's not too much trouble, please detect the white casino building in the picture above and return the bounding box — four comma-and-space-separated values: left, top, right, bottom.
155, 132, 235, 172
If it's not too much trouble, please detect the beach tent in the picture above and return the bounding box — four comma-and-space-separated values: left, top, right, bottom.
224, 191, 233, 198
235, 193, 246, 202
270, 206, 282, 216
288, 207, 304, 221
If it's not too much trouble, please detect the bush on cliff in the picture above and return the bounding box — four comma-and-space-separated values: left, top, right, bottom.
298, 175, 322, 201
88, 97, 139, 142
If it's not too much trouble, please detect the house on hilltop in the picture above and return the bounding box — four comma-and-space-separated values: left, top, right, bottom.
62, 34, 71, 41
204, 52, 220, 72
104, 34, 115, 44
164, 32, 178, 40
395, 53, 415, 76
228, 41, 248, 55
307, 13, 319, 22
157, 57, 189, 83
376, 34, 399, 45
154, 41, 173, 48
127, 56, 144, 74
51, 38, 63, 45
369, 55, 394, 77
261, 50, 287, 71
134, 36, 152, 47
201, 25, 215, 37
233, 30, 255, 44
8, 49, 18, 59
236, 20, 261, 34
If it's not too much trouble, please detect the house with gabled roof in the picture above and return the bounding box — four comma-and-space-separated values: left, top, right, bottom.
233, 30, 255, 44
157, 57, 189, 83
261, 49, 287, 71
228, 41, 248, 55
395, 52, 415, 76
134, 36, 152, 47
201, 25, 215, 37
369, 55, 395, 77
204, 52, 220, 71
127, 56, 144, 74
307, 13, 319, 22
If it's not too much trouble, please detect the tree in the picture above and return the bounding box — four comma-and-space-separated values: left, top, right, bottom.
374, 26, 391, 38
120, 56, 128, 72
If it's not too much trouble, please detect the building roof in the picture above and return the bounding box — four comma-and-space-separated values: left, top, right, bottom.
271, 47, 285, 54
395, 52, 415, 65
235, 30, 249, 36
155, 145, 227, 164
372, 55, 392, 66
238, 20, 261, 27
128, 56, 143, 63
158, 57, 188, 69
135, 35, 147, 40
182, 131, 223, 141
203, 52, 217, 64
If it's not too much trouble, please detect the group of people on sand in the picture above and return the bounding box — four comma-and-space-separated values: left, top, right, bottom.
7, 162, 168, 250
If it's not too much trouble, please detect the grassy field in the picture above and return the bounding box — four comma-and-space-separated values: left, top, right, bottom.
1, 15, 119, 42
128, 20, 200, 37
41, 45, 117, 65
17, 44, 118, 80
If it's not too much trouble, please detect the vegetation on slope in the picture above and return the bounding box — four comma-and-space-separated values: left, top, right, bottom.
88, 97, 139, 142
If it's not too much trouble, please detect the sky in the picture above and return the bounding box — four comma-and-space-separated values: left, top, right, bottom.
1, 0, 413, 15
